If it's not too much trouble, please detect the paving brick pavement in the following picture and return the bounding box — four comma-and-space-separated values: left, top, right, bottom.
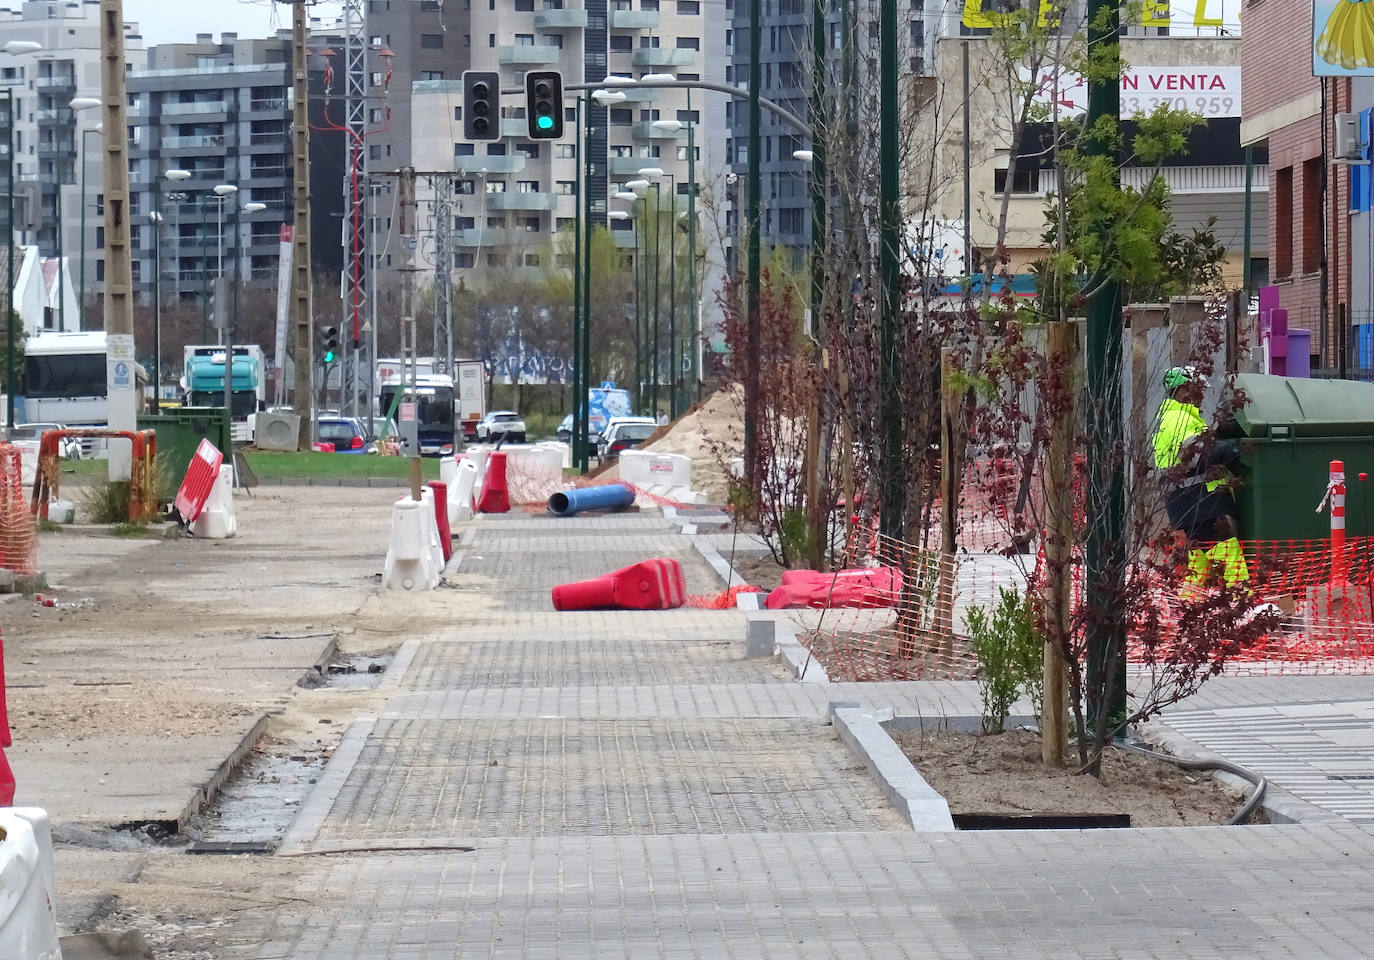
237, 824, 1374, 959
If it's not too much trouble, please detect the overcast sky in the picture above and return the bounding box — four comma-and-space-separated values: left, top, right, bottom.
124, 0, 344, 49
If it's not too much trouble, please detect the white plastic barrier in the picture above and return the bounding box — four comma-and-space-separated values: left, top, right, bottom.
0, 807, 61, 960
448, 458, 478, 525
538, 440, 572, 470
439, 455, 459, 488
190, 464, 237, 539
12, 440, 38, 489
504, 444, 563, 484
465, 446, 492, 486
618, 450, 703, 504
382, 493, 443, 591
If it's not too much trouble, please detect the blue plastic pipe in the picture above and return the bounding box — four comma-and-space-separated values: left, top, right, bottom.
548, 484, 636, 517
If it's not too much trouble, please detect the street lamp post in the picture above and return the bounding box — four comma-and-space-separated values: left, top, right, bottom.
155, 170, 191, 412
3, 40, 42, 434
210, 183, 237, 421
639, 167, 669, 418
78, 123, 103, 328
624, 181, 651, 409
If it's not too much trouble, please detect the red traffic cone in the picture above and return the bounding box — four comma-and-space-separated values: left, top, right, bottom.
552, 557, 687, 611
476, 452, 511, 514
428, 481, 453, 562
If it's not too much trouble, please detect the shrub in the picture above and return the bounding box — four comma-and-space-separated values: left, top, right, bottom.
965, 587, 1043, 734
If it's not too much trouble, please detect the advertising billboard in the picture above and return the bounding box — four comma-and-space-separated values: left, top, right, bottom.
1314, 1, 1374, 76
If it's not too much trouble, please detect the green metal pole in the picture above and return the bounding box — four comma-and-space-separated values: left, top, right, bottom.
573, 95, 584, 470
5, 88, 13, 435
55, 176, 63, 331
667, 173, 676, 420
1242, 145, 1253, 293
200, 199, 209, 343
746, 0, 762, 485
634, 198, 643, 411
1083, 0, 1126, 736
580, 95, 593, 472
877, 0, 901, 538
687, 116, 698, 403
652, 182, 660, 416
79, 130, 87, 329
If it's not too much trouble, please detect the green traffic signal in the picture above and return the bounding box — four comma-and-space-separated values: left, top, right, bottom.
537, 115, 554, 130
324, 351, 335, 363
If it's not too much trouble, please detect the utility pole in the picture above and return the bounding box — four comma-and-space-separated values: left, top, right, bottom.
398, 166, 421, 499
433, 174, 454, 381
1083, 0, 1126, 737
288, 0, 314, 449
341, 0, 368, 417
99, 0, 135, 481
745, 0, 762, 486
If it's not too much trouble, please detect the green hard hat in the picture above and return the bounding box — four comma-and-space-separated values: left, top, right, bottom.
1163, 365, 1202, 391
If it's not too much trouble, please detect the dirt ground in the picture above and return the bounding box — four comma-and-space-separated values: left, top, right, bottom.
731, 551, 787, 592
891, 727, 1253, 828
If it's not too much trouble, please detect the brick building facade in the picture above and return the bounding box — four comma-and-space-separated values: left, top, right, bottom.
1242, 1, 1351, 366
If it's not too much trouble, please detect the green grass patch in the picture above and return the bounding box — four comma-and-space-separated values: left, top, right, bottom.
37, 518, 63, 534
242, 451, 441, 481
111, 522, 149, 538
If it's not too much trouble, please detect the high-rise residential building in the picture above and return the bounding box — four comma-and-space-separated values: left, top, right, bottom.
125, 32, 346, 322
0, 0, 144, 319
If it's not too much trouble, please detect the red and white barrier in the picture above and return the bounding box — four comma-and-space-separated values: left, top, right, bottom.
190, 464, 237, 539
618, 450, 702, 504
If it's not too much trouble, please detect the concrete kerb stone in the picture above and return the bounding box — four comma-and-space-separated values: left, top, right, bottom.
829, 702, 954, 832
378, 638, 422, 693
744, 615, 774, 658
278, 717, 377, 856
776, 618, 830, 682
1141, 719, 1344, 826
692, 536, 748, 592
179, 712, 273, 832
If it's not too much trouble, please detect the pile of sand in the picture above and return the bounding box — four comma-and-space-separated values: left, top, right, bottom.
600, 384, 743, 502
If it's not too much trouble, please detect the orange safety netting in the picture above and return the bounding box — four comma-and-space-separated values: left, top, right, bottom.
799, 525, 1374, 682
0, 445, 36, 575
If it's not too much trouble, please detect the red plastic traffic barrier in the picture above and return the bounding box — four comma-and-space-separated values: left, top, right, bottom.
173, 439, 224, 523
0, 628, 13, 804
476, 451, 510, 514
765, 566, 905, 610
428, 480, 453, 562
552, 557, 687, 611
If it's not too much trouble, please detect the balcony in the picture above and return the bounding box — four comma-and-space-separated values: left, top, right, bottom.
534, 8, 587, 28
248, 166, 288, 180
498, 44, 562, 65
632, 121, 682, 140
160, 134, 226, 151
248, 98, 288, 112
632, 48, 696, 67
610, 9, 659, 28
487, 192, 559, 212
500, 117, 530, 138
456, 228, 514, 247
35, 108, 74, 126
35, 74, 75, 91
615, 85, 659, 102
36, 142, 75, 159
455, 154, 526, 174
249, 131, 288, 147
161, 100, 229, 116
609, 155, 655, 175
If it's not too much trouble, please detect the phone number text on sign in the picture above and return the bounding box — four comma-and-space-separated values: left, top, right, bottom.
1123, 94, 1237, 118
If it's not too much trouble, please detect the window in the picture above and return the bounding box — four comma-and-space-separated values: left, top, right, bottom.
679, 73, 699, 81
517, 180, 540, 193
515, 33, 535, 45
486, 180, 507, 193
556, 143, 576, 158
557, 217, 575, 230
1302, 158, 1321, 274
453, 105, 463, 121
676, 109, 699, 123
420, 33, 444, 49
611, 216, 632, 230
555, 180, 576, 194
676, 37, 699, 50
1274, 166, 1293, 279
455, 252, 476, 268
421, 0, 441, 9
642, 0, 659, 8
677, 0, 699, 12
454, 142, 475, 156
419, 70, 444, 80
516, 0, 534, 8
641, 109, 661, 121
522, 217, 540, 232
456, 216, 476, 229
610, 35, 633, 52
675, 146, 699, 161
778, 62, 801, 88
487, 253, 507, 267
611, 145, 633, 157
487, 143, 507, 155
778, 208, 804, 234
525, 252, 541, 266
542, 34, 563, 48
910, 20, 924, 46
489, 33, 496, 46
516, 142, 541, 159
464, 34, 471, 46
610, 108, 633, 125
369, 144, 381, 160
565, 106, 576, 122
457, 179, 476, 194
994, 166, 1037, 195
641, 35, 660, 47
487, 216, 507, 228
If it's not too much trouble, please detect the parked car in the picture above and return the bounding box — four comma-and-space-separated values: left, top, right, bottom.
316, 415, 376, 454
475, 410, 527, 444
557, 414, 573, 443
14, 423, 83, 459
594, 416, 657, 450
596, 419, 658, 461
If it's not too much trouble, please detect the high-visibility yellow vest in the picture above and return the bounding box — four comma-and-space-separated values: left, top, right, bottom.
1153, 398, 1207, 470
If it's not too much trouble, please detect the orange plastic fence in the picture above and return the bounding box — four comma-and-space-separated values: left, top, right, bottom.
30, 429, 159, 524
799, 526, 1374, 682
0, 445, 35, 575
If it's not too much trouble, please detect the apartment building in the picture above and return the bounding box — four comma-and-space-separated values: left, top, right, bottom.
125, 32, 346, 314
0, 0, 144, 317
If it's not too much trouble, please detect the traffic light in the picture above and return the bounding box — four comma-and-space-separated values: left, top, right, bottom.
322, 326, 339, 364
463, 70, 500, 141
525, 70, 564, 140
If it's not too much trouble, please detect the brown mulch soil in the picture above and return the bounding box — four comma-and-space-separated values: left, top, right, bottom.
729, 552, 787, 592
891, 728, 1259, 828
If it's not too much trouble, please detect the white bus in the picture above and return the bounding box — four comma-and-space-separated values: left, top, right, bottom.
22, 331, 147, 427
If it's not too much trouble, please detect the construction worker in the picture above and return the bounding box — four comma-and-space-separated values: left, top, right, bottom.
1153, 365, 1249, 588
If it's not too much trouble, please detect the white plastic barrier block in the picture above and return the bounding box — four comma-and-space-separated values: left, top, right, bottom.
0, 807, 61, 960
421, 487, 445, 573
449, 458, 478, 524
12, 439, 38, 488
537, 440, 572, 469
383, 495, 442, 591
439, 455, 459, 488
465, 446, 492, 487
620, 451, 693, 491
190, 464, 237, 539
504, 444, 563, 483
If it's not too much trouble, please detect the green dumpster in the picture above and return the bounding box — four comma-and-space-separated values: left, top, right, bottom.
137, 407, 232, 485
1233, 373, 1374, 542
